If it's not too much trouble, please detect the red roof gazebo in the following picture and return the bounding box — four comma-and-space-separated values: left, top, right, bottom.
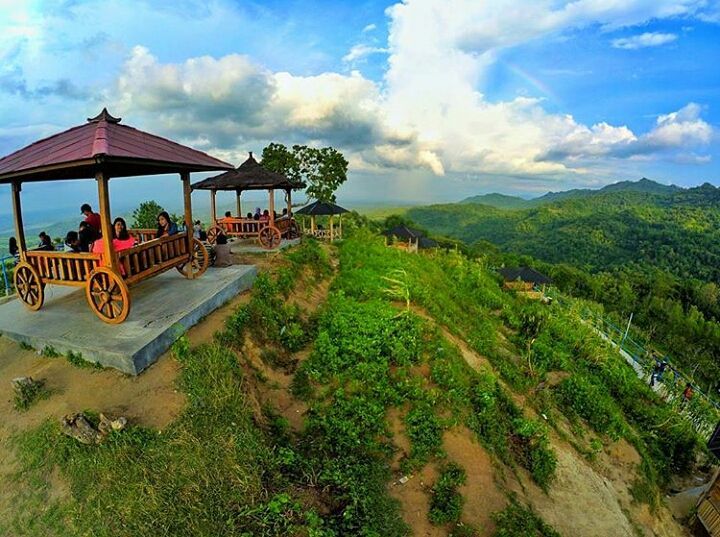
0, 108, 233, 323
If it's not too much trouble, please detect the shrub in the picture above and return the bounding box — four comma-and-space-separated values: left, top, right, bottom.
554, 375, 625, 440
429, 463, 467, 525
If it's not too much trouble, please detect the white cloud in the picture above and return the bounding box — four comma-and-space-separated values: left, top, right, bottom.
362, 23, 377, 33
342, 44, 388, 63
611, 32, 678, 49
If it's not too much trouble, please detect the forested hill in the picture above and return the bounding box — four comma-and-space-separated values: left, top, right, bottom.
461, 177, 682, 209
410, 183, 720, 282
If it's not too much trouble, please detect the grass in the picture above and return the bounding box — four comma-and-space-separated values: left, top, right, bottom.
11, 230, 695, 535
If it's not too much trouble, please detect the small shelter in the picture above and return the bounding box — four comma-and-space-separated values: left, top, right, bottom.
498, 266, 552, 297
294, 200, 349, 241
191, 153, 305, 248
383, 225, 437, 253
0, 108, 233, 323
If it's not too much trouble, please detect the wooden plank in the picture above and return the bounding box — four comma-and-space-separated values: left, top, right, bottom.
11, 181, 27, 260
95, 171, 119, 272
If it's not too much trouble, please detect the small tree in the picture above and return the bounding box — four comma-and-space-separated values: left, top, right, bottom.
261, 143, 348, 203
132, 200, 165, 229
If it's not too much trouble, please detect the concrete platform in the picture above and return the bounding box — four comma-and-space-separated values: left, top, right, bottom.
229, 238, 300, 254
0, 265, 256, 375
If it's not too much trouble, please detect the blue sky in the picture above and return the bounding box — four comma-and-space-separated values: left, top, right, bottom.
0, 0, 718, 223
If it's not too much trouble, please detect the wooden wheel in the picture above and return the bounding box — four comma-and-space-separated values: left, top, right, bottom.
206, 225, 223, 245
14, 262, 44, 311
86, 268, 130, 324
177, 238, 209, 279
259, 225, 282, 249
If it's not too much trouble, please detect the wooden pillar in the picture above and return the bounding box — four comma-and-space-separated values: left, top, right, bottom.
311, 215, 316, 234
181, 171, 195, 278
96, 171, 119, 272
286, 189, 292, 216
236, 189, 242, 217
210, 190, 217, 224
268, 189, 275, 225
11, 182, 27, 261
330, 215, 334, 242
339, 215, 343, 239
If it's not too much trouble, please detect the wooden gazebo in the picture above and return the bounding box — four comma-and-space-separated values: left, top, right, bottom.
192, 153, 304, 249
0, 108, 233, 323
294, 200, 349, 241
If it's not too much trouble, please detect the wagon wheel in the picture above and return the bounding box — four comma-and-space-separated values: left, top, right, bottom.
177, 238, 209, 279
259, 225, 282, 249
288, 221, 300, 239
206, 225, 224, 245
14, 262, 44, 311
85, 267, 130, 324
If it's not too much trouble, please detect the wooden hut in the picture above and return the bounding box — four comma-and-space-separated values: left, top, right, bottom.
0, 108, 232, 323
192, 153, 304, 248
383, 225, 437, 253
294, 200, 349, 241
498, 267, 552, 299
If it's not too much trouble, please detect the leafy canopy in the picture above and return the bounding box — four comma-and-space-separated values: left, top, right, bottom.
261, 143, 348, 203
132, 200, 181, 229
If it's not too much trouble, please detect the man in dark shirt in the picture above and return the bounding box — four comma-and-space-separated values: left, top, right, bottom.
78, 221, 96, 252
81, 203, 101, 235
37, 232, 54, 251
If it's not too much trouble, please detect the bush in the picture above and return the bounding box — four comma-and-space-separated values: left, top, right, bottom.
554, 375, 625, 440
429, 463, 467, 525
492, 499, 561, 537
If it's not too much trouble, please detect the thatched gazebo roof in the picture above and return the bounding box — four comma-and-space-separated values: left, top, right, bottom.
294, 200, 349, 216
0, 108, 233, 183
191, 152, 305, 192
498, 267, 552, 285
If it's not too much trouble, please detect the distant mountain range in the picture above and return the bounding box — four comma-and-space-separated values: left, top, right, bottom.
461, 178, 683, 209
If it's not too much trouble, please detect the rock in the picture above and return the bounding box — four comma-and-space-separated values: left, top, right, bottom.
61, 413, 102, 445
61, 412, 128, 445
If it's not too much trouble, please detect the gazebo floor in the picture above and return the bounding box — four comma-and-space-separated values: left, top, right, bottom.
0, 265, 256, 375
228, 237, 300, 254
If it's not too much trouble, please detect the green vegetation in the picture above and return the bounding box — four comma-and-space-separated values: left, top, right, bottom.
13, 379, 48, 411
5, 221, 703, 535
492, 498, 562, 537
408, 182, 720, 392
131, 200, 180, 229
428, 462, 466, 525
261, 143, 349, 203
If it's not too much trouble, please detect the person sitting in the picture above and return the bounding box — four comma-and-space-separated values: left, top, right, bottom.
78, 221, 95, 252
80, 203, 102, 235
246, 212, 253, 219
8, 237, 19, 258
278, 208, 289, 219
214, 231, 233, 267
259, 209, 270, 222
193, 220, 203, 240
64, 231, 82, 253
37, 232, 54, 251
156, 211, 178, 238
112, 217, 136, 251
224, 211, 232, 219
253, 207, 261, 220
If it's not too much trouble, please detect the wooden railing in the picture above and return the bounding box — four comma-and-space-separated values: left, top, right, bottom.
26, 250, 102, 286
129, 228, 157, 244
218, 218, 263, 236
118, 233, 190, 285
310, 228, 342, 240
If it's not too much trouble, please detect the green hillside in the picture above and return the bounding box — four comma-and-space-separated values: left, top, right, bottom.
3, 235, 713, 536
407, 183, 720, 390
460, 193, 533, 209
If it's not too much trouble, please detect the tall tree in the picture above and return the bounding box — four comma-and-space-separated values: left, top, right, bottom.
261, 143, 348, 203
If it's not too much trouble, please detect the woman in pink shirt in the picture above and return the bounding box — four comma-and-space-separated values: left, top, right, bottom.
91, 218, 135, 275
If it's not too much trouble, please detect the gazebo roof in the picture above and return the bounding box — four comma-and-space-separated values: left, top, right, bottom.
0, 108, 234, 184
191, 152, 304, 192
294, 200, 349, 216
498, 266, 553, 285
383, 225, 425, 241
